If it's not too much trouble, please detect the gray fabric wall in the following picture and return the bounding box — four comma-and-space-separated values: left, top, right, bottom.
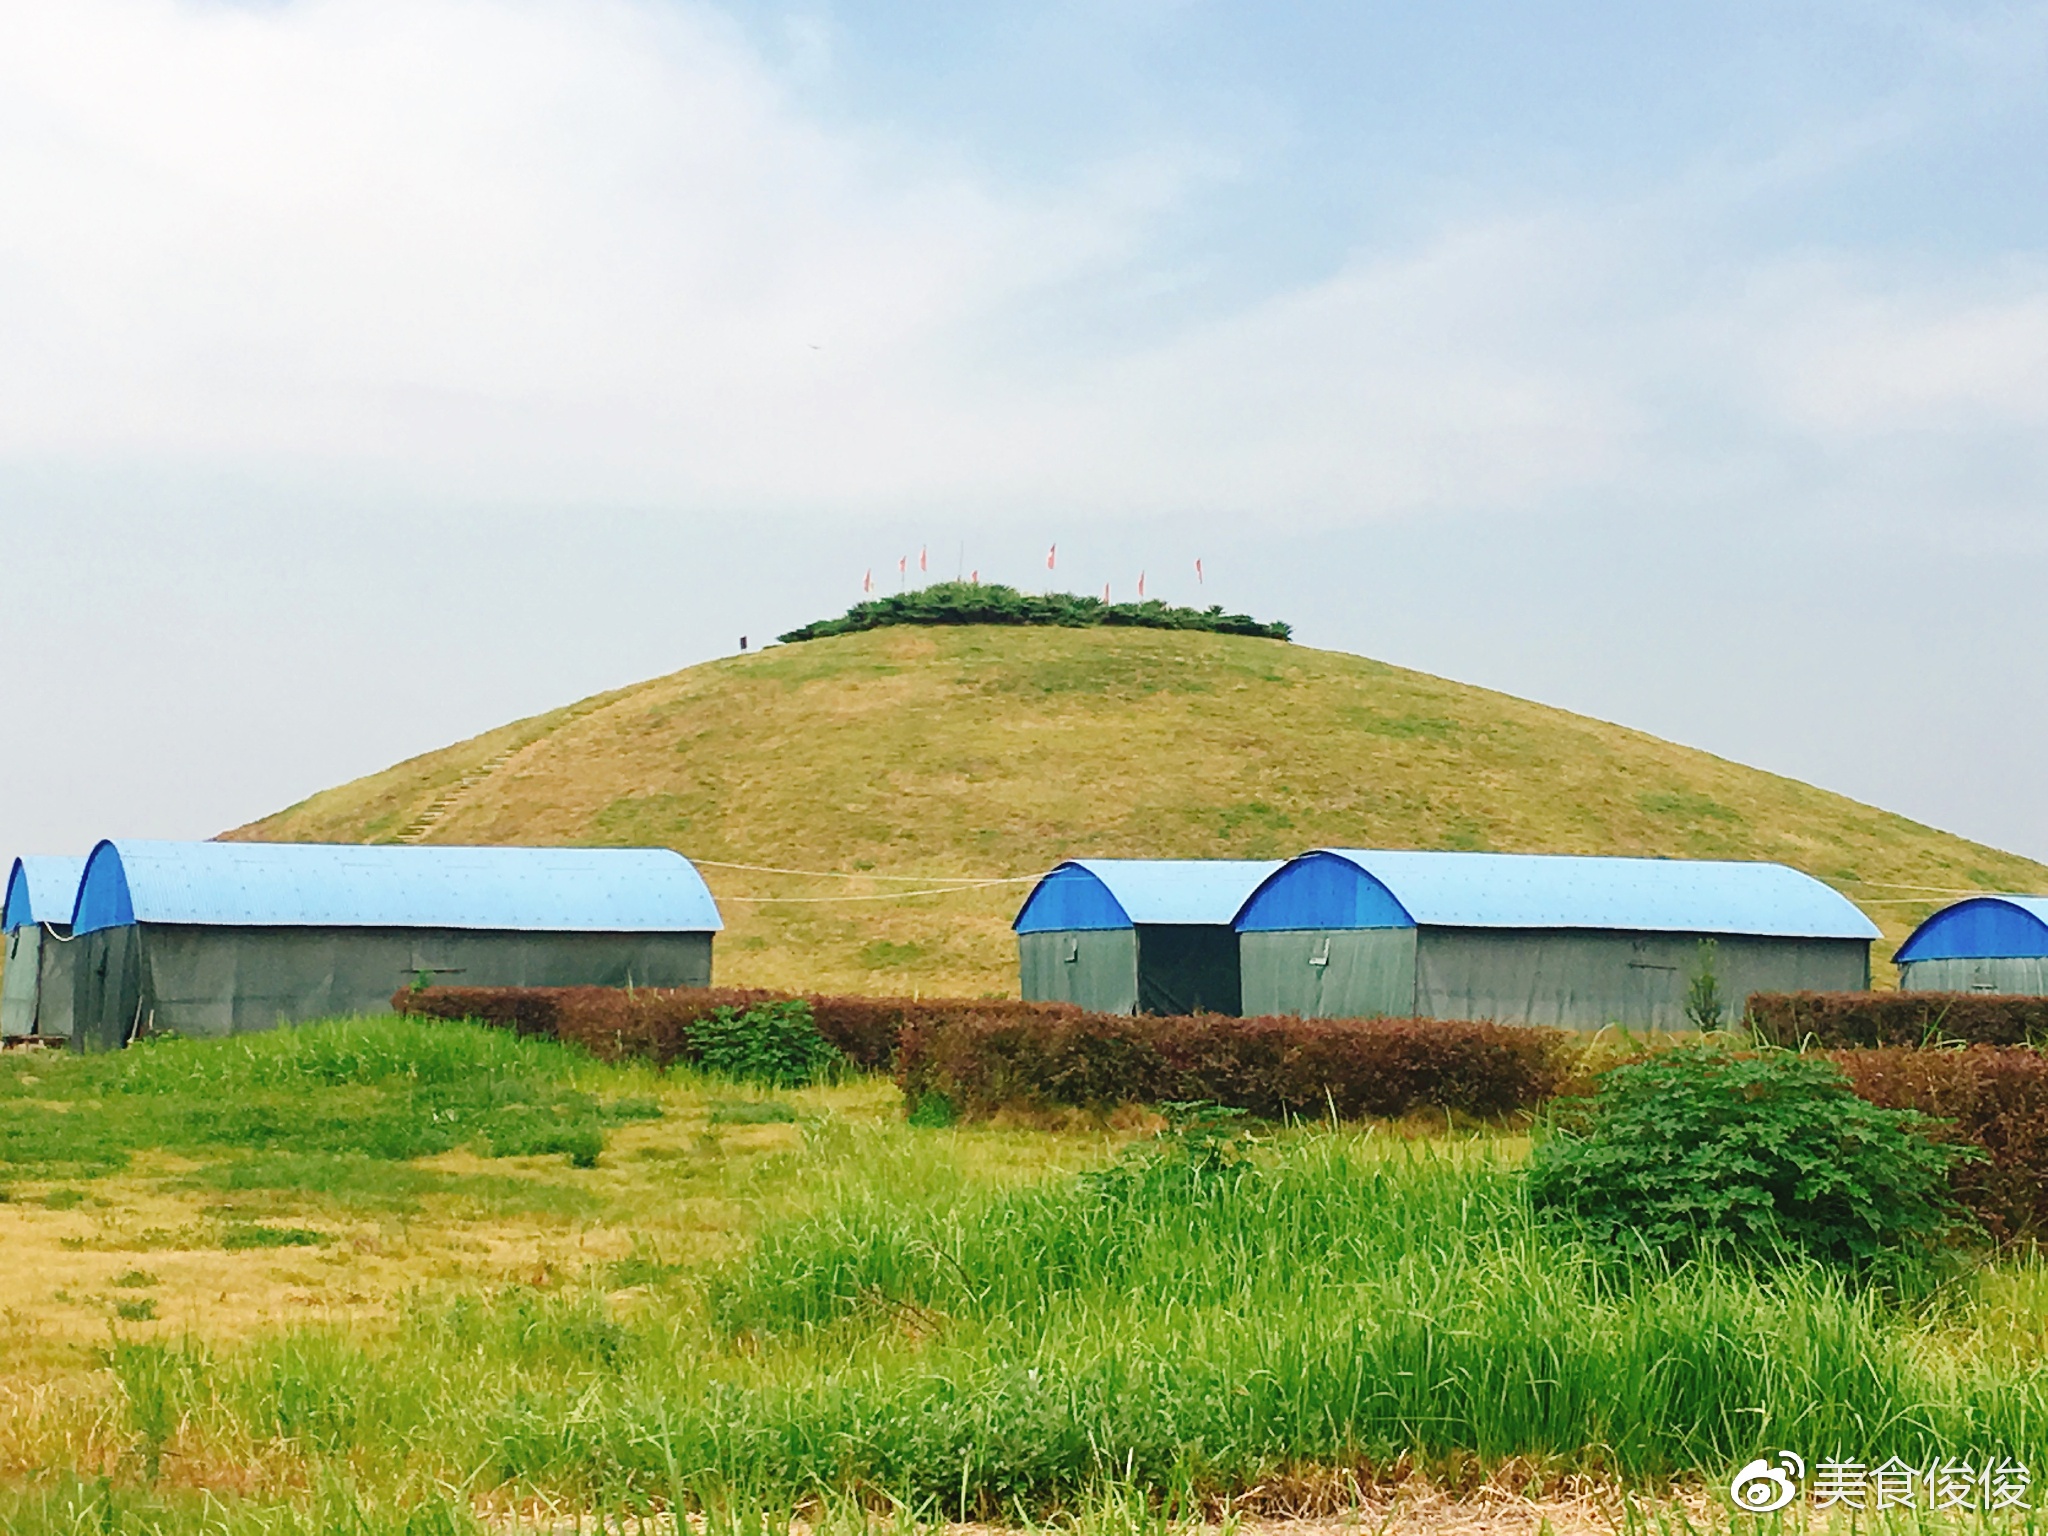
34, 930, 77, 1039
1, 925, 39, 1036
1240, 926, 1867, 1028
1900, 957, 2048, 995
1018, 929, 1139, 1014
1238, 929, 1419, 1018
1416, 929, 1870, 1029
68, 924, 714, 1050
71, 924, 145, 1053
1, 926, 78, 1039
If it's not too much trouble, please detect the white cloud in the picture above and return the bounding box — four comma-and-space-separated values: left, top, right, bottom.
4, 0, 2048, 531
0, 0, 1134, 495
1741, 265, 2048, 434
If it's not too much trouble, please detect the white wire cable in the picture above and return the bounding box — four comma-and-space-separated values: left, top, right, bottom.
688, 857, 1032, 884
720, 881, 1025, 903
1838, 880, 2013, 895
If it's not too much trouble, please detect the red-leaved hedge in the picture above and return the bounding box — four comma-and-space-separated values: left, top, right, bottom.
394, 987, 2048, 1216
896, 1009, 1572, 1121
393, 985, 1078, 1074
1749, 991, 2048, 1049
394, 986, 1567, 1121
1830, 1046, 2048, 1244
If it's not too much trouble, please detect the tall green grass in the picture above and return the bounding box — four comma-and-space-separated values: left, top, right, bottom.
0, 1016, 660, 1180
89, 1126, 2048, 1514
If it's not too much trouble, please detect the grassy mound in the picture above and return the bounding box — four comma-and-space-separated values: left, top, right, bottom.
229, 625, 2048, 991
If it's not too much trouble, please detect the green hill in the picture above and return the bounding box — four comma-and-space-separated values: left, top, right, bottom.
228, 625, 2048, 994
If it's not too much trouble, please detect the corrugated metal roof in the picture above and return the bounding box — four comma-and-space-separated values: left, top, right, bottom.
1237, 848, 1878, 939
71, 841, 723, 936
1895, 896, 2048, 962
3, 856, 89, 932
1014, 859, 1283, 933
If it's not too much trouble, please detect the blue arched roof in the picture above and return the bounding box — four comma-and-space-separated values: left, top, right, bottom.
1237, 848, 1878, 939
3, 856, 89, 933
1014, 859, 1283, 933
71, 841, 723, 937
1895, 896, 2048, 962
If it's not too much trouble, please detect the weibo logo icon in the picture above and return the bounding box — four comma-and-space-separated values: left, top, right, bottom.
1730, 1453, 1806, 1512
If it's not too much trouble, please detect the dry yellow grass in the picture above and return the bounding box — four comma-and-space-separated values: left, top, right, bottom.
230, 625, 2048, 993
0, 1069, 1117, 1484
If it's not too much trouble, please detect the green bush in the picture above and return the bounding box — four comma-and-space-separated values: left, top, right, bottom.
1527, 1043, 1974, 1271
687, 1000, 839, 1089
776, 580, 1291, 643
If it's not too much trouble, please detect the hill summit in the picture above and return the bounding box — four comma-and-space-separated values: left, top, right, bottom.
776, 579, 1291, 643
230, 625, 2047, 993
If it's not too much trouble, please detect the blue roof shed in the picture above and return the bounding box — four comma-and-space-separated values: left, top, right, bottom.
1895, 896, 2048, 995
3, 856, 90, 1041
73, 841, 722, 935
1015, 859, 1282, 933
1236, 849, 1877, 938
1895, 897, 2048, 962
1015, 859, 1281, 1016
1235, 849, 1875, 1029
4, 855, 89, 933
64, 841, 724, 1050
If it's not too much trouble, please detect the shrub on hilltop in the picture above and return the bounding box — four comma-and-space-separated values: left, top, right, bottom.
776, 580, 1291, 643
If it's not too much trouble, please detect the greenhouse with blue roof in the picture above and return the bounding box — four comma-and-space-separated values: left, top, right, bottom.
66, 841, 723, 1051
1895, 895, 2048, 994
1014, 859, 1282, 1015
1235, 849, 1878, 1029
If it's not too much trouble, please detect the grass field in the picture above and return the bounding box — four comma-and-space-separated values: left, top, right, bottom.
229, 625, 2048, 995
6, 1017, 2048, 1534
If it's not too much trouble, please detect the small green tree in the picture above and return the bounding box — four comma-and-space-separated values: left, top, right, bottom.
1527, 1042, 1975, 1272
687, 1000, 840, 1089
1683, 938, 1727, 1032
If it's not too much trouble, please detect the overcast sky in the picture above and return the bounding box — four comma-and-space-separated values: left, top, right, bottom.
4, 0, 2048, 865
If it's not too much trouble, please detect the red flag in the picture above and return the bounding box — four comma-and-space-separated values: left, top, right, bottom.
970, 570, 979, 584
898, 556, 907, 577
1194, 558, 1203, 584
1137, 571, 1146, 598
919, 546, 928, 572
863, 569, 874, 593
1047, 544, 1057, 570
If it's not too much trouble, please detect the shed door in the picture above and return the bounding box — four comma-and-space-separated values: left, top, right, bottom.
1135, 925, 1242, 1016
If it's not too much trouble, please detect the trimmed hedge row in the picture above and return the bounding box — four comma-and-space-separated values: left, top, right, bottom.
395, 985, 2048, 1238
897, 1009, 1569, 1121
393, 986, 1568, 1121
391, 986, 1077, 1074
1749, 991, 2048, 1049
1831, 1046, 2048, 1244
